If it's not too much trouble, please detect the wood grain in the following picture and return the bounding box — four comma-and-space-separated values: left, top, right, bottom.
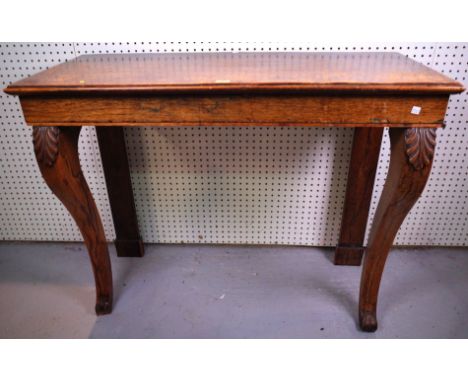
359, 127, 435, 332
4, 52, 464, 95
334, 128, 383, 265
33, 126, 113, 315
96, 126, 144, 258
20, 94, 449, 127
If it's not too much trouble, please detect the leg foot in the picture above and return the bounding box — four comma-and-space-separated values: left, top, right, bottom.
95, 295, 113, 315
359, 310, 378, 332
115, 238, 145, 258
33, 126, 113, 315
334, 246, 364, 266
359, 128, 436, 331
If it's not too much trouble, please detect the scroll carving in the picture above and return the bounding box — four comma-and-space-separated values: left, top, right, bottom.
33, 126, 60, 167
404, 128, 437, 170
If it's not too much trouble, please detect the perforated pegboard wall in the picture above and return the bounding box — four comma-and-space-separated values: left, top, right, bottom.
1, 42, 467, 246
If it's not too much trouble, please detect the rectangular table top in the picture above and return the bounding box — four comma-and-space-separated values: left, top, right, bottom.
5, 52, 464, 96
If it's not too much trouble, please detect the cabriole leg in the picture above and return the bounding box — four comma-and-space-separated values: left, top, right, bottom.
33, 126, 113, 315
359, 127, 436, 331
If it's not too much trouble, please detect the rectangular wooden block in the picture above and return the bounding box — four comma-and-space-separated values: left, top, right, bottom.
20, 94, 448, 127
334, 246, 365, 266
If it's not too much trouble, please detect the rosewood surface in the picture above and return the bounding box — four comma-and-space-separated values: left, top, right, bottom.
4, 52, 464, 331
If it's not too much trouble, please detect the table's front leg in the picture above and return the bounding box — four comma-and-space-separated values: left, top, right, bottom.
32, 126, 113, 315
359, 127, 436, 332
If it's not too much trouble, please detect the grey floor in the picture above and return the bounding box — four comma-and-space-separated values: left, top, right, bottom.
0, 242, 467, 338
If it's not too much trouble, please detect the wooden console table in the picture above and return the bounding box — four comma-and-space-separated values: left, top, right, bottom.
4, 52, 464, 332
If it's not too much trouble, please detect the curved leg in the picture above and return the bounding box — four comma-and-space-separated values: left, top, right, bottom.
359, 127, 436, 332
33, 126, 113, 315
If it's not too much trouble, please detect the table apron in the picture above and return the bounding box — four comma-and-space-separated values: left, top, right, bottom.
19, 94, 448, 127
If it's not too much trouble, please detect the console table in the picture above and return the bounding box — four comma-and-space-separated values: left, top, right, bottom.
4, 52, 464, 332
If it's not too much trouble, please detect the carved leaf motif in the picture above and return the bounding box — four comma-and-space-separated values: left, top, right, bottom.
404, 128, 437, 170
33, 127, 60, 167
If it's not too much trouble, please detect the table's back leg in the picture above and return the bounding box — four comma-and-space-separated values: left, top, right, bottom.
96, 126, 144, 257
359, 127, 436, 332
334, 127, 383, 265
33, 126, 113, 315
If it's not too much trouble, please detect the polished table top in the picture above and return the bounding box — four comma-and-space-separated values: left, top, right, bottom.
5, 52, 464, 95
